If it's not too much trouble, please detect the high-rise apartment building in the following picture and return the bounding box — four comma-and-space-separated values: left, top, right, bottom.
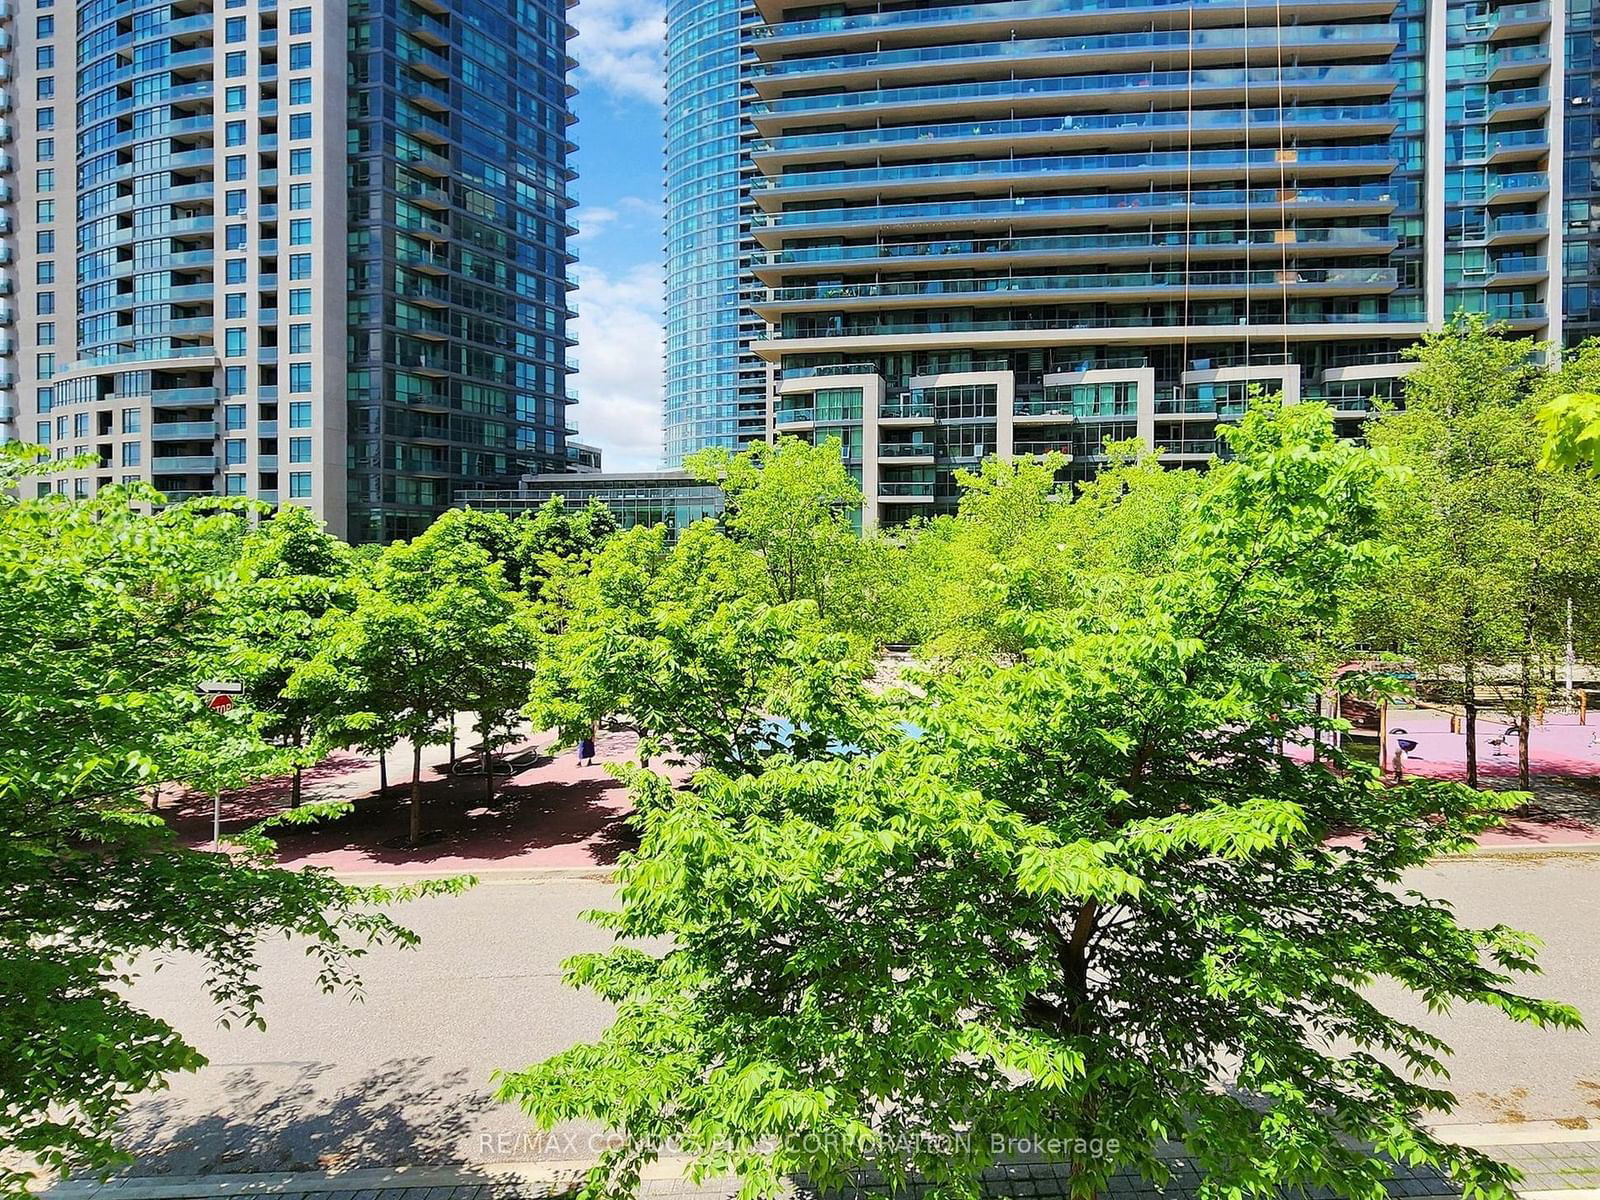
737, 0, 1572, 525
4, 0, 577, 542
662, 0, 766, 466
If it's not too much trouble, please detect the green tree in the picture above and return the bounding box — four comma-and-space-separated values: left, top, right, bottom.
226, 506, 357, 807
498, 405, 1578, 1200
528, 521, 870, 773
1363, 317, 1600, 787
292, 511, 534, 842
687, 436, 864, 617
0, 449, 448, 1194
1537, 390, 1600, 475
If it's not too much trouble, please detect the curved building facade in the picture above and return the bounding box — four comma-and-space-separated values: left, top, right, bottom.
748, 0, 1564, 525
663, 0, 765, 466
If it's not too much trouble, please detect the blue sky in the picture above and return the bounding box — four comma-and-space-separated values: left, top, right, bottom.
566, 0, 669, 471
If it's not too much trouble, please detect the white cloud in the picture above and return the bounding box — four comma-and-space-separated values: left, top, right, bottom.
572, 0, 666, 108
571, 196, 661, 244
570, 261, 665, 471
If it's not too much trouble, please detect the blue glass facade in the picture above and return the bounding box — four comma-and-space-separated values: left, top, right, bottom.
663, 0, 765, 467
8, 0, 576, 541
346, 0, 578, 542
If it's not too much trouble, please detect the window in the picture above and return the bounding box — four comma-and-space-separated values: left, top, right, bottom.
288, 400, 311, 427
226, 259, 247, 284
36, 77, 54, 100
289, 113, 311, 141
288, 254, 311, 279
289, 148, 311, 175
289, 183, 311, 210
36, 231, 53, 254
226, 120, 246, 146
225, 366, 247, 395
36, 292, 54, 315
289, 323, 311, 353
225, 15, 246, 41
36, 107, 54, 131
36, 353, 54, 379
37, 322, 54, 346
225, 155, 246, 181
38, 386, 53, 412
289, 363, 312, 392
225, 474, 247, 496
225, 329, 247, 356
225, 51, 247, 77
288, 436, 312, 463
36, 169, 54, 191
225, 438, 247, 465
226, 189, 247, 216
288, 472, 311, 498
224, 225, 246, 251
121, 442, 141, 467
289, 42, 311, 69
36, 138, 53, 161
289, 78, 311, 105
225, 404, 247, 430
121, 408, 141, 434
35, 421, 50, 444
35, 46, 54, 69
288, 288, 311, 314
36, 262, 54, 284
36, 15, 53, 36
35, 200, 53, 222
289, 218, 311, 245
73, 413, 88, 438
289, 6, 311, 33
226, 85, 247, 112
226, 294, 247, 319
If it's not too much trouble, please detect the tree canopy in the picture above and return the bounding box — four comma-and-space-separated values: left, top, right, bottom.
0, 450, 459, 1193
497, 402, 1580, 1200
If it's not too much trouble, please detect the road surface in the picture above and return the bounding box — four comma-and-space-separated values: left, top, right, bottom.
115, 856, 1600, 1176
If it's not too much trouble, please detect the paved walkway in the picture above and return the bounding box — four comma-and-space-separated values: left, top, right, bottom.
43, 1129, 1600, 1200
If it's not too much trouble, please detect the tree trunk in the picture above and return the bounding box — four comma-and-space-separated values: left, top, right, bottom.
410, 739, 424, 846
291, 763, 303, 809
485, 740, 496, 804
1519, 627, 1535, 794
379, 751, 388, 799
1464, 657, 1479, 790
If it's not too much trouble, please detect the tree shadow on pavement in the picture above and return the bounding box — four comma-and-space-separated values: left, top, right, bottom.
115, 1058, 503, 1176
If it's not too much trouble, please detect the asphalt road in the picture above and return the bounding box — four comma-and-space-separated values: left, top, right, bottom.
116, 856, 1600, 1177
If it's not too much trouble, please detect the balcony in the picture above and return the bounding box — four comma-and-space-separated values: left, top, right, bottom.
877, 481, 936, 500
152, 421, 218, 438
877, 442, 935, 460
773, 407, 816, 427
879, 402, 935, 423
152, 455, 219, 473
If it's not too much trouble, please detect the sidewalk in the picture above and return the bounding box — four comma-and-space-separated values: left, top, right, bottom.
43, 1125, 1600, 1200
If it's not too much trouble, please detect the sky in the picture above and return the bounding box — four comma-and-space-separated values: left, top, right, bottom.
565, 0, 670, 471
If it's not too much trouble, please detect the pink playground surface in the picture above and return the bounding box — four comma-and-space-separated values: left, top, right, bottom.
161, 708, 1600, 875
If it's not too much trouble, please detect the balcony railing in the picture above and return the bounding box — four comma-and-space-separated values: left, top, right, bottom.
766, 268, 1399, 305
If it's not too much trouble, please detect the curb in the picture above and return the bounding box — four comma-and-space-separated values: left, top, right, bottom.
1428, 1121, 1600, 1146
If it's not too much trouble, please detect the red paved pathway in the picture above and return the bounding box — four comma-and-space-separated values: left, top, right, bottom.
161, 708, 1600, 876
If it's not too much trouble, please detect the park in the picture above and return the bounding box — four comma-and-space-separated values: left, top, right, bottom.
7, 319, 1600, 1200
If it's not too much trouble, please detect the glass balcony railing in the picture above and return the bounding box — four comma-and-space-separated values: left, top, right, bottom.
879, 402, 936, 420
757, 145, 1397, 193
766, 268, 1399, 305
753, 104, 1400, 158
770, 303, 1428, 340
878, 442, 935, 457
774, 407, 816, 424
753, 24, 1399, 77
878, 481, 937, 498
756, 64, 1401, 117
757, 0, 1395, 41
753, 185, 1402, 230
753, 226, 1398, 269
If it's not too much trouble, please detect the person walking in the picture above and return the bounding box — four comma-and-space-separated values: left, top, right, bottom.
577, 727, 597, 767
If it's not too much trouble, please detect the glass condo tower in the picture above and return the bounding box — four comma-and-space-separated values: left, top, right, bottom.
3, 0, 578, 543
733, 0, 1575, 525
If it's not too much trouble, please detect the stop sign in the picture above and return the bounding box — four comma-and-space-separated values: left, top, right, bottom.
206, 693, 233, 712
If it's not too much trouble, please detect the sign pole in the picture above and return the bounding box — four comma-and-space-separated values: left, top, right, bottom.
212, 791, 221, 849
